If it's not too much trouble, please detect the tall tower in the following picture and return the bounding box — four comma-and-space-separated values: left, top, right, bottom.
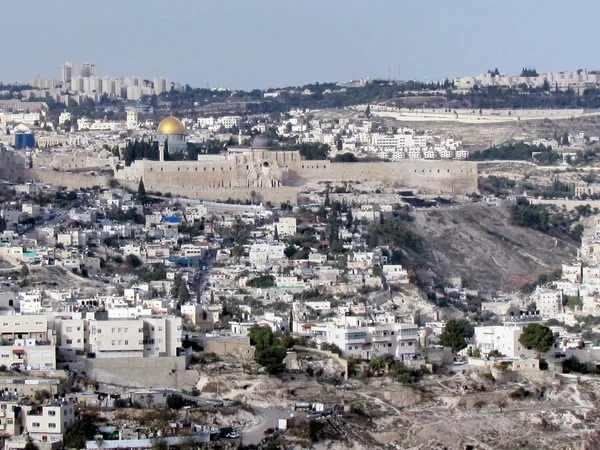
126, 110, 139, 129
61, 63, 73, 83
80, 62, 96, 78
159, 142, 165, 162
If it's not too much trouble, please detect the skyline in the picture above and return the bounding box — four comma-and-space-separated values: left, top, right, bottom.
4, 0, 600, 90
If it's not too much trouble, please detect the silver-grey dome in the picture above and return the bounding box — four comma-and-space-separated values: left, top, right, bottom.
252, 135, 270, 148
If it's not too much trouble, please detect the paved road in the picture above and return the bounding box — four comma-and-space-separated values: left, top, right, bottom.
242, 407, 290, 446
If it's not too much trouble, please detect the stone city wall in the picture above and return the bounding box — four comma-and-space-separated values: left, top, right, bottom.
34, 154, 114, 171
0, 146, 26, 181
293, 160, 478, 194
27, 169, 112, 190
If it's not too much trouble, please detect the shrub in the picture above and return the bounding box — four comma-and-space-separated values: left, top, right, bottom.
509, 387, 532, 400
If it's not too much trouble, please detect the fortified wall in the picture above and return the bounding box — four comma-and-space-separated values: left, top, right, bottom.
0, 146, 26, 182
292, 160, 478, 194
27, 142, 478, 203
27, 169, 112, 190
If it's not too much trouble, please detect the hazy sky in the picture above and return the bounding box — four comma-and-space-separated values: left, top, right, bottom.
4, 0, 600, 90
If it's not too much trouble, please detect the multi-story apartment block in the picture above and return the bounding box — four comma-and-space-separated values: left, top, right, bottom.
276, 217, 297, 237
474, 315, 548, 358
311, 316, 419, 360
142, 316, 182, 357
0, 395, 24, 437
56, 318, 86, 351
26, 401, 75, 445
86, 316, 182, 358
0, 315, 48, 343
87, 318, 144, 358
532, 287, 563, 318
249, 242, 286, 267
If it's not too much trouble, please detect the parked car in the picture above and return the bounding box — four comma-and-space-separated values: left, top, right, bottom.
225, 432, 240, 439
307, 412, 322, 419
263, 428, 275, 436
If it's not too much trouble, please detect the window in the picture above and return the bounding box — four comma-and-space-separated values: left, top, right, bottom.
111, 340, 116, 345
124, 328, 129, 333
139, 340, 143, 345
32, 422, 40, 428
66, 327, 73, 332
112, 328, 116, 333
49, 423, 56, 429
7, 418, 13, 424
124, 340, 129, 345
158, 327, 163, 332
48, 411, 56, 416
77, 327, 81, 331
66, 339, 73, 344
118, 328, 123, 333
97, 329, 102, 334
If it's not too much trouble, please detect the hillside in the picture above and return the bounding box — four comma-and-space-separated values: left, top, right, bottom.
407, 203, 578, 292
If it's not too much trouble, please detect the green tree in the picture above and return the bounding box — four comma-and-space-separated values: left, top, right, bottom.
248, 326, 287, 374
137, 178, 149, 204
309, 419, 325, 442
346, 210, 353, 229
24, 440, 40, 450
63, 417, 98, 449
20, 264, 29, 278
365, 104, 371, 118
439, 320, 469, 353
178, 282, 190, 304
171, 275, 182, 297
246, 275, 275, 288
166, 393, 186, 410
518, 323, 555, 353
125, 254, 142, 268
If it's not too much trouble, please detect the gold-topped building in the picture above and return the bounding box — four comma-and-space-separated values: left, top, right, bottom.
157, 116, 187, 154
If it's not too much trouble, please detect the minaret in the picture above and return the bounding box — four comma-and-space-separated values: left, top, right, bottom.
159, 142, 165, 162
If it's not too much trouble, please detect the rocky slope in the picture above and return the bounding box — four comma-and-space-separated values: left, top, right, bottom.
407, 203, 578, 292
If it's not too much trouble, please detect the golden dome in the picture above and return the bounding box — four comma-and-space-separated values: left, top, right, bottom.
157, 116, 185, 135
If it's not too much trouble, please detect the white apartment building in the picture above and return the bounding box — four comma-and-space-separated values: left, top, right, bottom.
217, 116, 241, 129
382, 265, 409, 283
304, 301, 331, 311
0, 339, 56, 371
180, 244, 206, 259
197, 117, 215, 128
141, 316, 182, 357
473, 317, 546, 358
87, 318, 144, 358
26, 402, 74, 445
57, 318, 86, 351
153, 77, 170, 95
0, 315, 48, 343
86, 316, 182, 358
311, 316, 419, 360
58, 112, 72, 125
0, 397, 24, 437
532, 287, 563, 318
276, 217, 297, 237
249, 242, 286, 267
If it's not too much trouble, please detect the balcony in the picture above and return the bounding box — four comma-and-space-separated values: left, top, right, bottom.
371, 334, 392, 342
